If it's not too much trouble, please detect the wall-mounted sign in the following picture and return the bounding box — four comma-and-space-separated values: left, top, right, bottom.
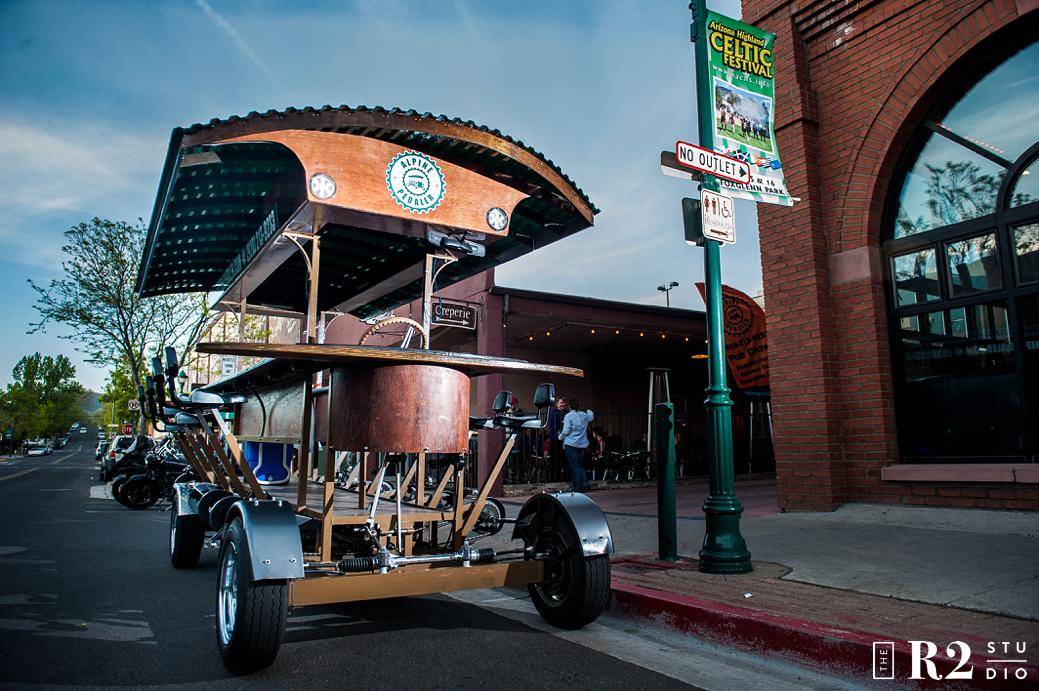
431, 300, 477, 330
695, 283, 769, 389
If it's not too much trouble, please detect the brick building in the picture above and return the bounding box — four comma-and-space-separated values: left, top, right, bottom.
742, 0, 1038, 510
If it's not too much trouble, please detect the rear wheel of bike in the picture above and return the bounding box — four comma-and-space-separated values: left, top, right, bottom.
528, 525, 610, 630
217, 518, 288, 675
170, 502, 205, 569
120, 479, 159, 509
110, 475, 129, 503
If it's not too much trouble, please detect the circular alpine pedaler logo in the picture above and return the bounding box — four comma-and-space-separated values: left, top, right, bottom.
386, 150, 445, 214
723, 296, 754, 336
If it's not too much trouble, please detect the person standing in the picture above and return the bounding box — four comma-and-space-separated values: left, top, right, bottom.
559, 398, 594, 492
546, 396, 568, 481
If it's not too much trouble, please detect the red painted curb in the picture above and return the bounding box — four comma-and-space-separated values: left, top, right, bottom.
610, 580, 1038, 689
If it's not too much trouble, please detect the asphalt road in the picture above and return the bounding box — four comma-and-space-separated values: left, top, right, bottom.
0, 444, 699, 690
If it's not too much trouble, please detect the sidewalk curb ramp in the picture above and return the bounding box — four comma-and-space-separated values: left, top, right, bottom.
610, 578, 1038, 689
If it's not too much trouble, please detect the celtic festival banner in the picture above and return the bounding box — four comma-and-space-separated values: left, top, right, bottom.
706, 11, 792, 206
695, 283, 770, 389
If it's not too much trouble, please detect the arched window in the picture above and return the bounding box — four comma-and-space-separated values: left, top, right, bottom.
883, 39, 1039, 464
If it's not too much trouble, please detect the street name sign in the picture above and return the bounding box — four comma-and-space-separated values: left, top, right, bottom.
431, 299, 477, 330
701, 189, 736, 244
676, 140, 751, 185
660, 150, 702, 182
128, 399, 141, 411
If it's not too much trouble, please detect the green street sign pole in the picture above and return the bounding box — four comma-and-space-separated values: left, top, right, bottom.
691, 0, 752, 574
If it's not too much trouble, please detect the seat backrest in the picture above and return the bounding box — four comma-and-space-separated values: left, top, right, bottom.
144, 377, 159, 419
492, 391, 512, 414
164, 346, 180, 381
533, 383, 555, 410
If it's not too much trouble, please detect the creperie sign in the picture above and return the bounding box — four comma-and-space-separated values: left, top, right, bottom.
675, 141, 751, 185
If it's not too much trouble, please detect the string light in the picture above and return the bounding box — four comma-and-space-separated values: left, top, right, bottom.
511, 321, 700, 344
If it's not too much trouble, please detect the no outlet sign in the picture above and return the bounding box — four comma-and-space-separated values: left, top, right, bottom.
675, 141, 751, 185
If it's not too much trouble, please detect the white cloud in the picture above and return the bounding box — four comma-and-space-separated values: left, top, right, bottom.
194, 0, 283, 89
0, 115, 162, 269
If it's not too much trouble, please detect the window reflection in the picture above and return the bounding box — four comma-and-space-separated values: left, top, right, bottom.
902, 303, 1013, 382
939, 42, 1039, 165
895, 148, 1004, 237
1015, 223, 1039, 284
899, 302, 1020, 458
1019, 295, 1039, 450
1011, 161, 1038, 208
946, 233, 1001, 294
893, 249, 940, 305
893, 41, 1038, 238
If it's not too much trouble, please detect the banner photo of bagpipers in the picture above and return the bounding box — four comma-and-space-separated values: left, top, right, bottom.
706, 10, 793, 206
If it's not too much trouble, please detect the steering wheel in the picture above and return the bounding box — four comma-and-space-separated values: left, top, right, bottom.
358, 316, 428, 349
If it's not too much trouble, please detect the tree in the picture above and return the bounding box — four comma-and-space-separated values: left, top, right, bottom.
0, 353, 85, 444
97, 358, 140, 431
28, 218, 209, 394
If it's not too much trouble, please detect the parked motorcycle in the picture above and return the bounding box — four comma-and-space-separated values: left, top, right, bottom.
113, 437, 192, 509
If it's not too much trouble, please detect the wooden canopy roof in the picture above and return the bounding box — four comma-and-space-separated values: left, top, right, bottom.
136, 106, 597, 319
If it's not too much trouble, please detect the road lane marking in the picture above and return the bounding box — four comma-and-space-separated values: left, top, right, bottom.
0, 469, 38, 483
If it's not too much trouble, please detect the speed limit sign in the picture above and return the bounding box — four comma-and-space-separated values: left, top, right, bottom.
128, 399, 141, 411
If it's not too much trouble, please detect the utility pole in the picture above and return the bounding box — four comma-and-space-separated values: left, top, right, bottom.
690, 0, 752, 574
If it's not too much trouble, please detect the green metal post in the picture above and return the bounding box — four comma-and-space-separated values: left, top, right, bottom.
654, 402, 678, 561
691, 0, 752, 574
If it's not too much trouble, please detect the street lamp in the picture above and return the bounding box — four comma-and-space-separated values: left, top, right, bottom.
657, 281, 680, 307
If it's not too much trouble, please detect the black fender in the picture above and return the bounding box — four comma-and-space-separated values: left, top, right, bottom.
512, 492, 613, 557
171, 480, 221, 517
223, 499, 305, 581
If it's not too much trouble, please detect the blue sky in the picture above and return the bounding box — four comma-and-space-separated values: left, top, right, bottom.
0, 0, 756, 392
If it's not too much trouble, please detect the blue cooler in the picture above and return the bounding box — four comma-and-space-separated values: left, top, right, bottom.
242, 440, 291, 485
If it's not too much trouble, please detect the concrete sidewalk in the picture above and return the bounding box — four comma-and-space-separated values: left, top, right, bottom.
503, 480, 1039, 687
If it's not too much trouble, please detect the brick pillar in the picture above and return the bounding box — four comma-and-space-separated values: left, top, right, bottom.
756, 8, 846, 510
476, 290, 506, 496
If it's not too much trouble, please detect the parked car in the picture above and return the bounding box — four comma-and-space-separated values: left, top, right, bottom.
27, 445, 53, 457
53, 436, 69, 449
95, 440, 109, 461
99, 435, 136, 481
